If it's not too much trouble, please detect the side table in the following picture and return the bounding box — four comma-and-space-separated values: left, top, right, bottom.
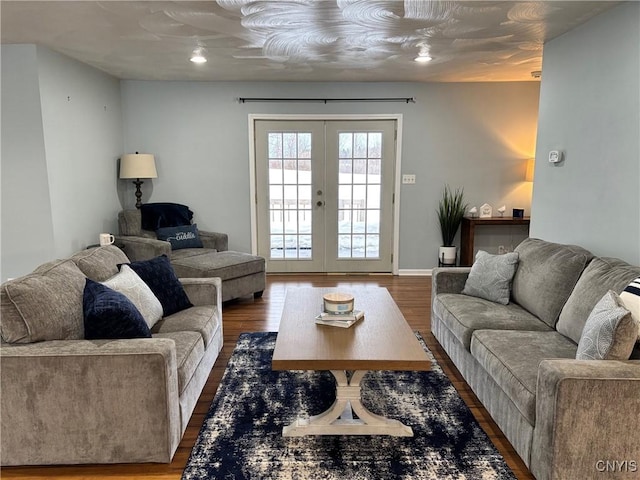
460, 216, 530, 266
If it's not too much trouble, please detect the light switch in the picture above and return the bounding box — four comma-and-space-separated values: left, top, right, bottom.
402, 174, 416, 184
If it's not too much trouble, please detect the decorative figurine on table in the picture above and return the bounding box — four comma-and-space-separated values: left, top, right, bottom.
479, 203, 492, 218
468, 206, 478, 218
497, 205, 506, 217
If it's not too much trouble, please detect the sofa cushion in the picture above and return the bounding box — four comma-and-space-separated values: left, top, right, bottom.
433, 293, 552, 350
171, 250, 265, 282
153, 331, 204, 394
471, 330, 578, 425
1, 260, 86, 343
576, 290, 637, 360
557, 258, 640, 344
156, 224, 204, 250
125, 255, 193, 316
83, 279, 152, 340
102, 265, 163, 329
152, 306, 220, 348
70, 245, 130, 282
511, 238, 593, 328
620, 276, 640, 340
462, 250, 519, 304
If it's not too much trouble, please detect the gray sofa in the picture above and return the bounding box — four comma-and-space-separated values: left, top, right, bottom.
117, 209, 265, 302
432, 238, 640, 480
0, 245, 223, 465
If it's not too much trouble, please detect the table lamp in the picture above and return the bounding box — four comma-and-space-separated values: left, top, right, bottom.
120, 153, 157, 208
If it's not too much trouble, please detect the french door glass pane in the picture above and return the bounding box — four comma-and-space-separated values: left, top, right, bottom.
337, 131, 382, 259
268, 132, 313, 260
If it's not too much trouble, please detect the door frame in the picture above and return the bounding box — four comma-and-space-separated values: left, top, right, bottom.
248, 113, 403, 275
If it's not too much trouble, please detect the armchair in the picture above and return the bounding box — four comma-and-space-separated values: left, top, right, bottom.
116, 209, 265, 302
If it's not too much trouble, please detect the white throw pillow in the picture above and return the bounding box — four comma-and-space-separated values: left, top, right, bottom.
619, 276, 640, 340
462, 250, 519, 305
102, 265, 163, 329
576, 290, 637, 360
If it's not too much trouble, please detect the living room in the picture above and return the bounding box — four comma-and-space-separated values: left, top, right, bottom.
1, 2, 639, 479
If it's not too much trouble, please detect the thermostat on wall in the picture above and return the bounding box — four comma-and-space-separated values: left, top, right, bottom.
548, 150, 562, 163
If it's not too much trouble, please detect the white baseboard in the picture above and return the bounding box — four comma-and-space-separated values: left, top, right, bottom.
397, 269, 432, 276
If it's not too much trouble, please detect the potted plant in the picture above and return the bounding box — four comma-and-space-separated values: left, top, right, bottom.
437, 185, 467, 266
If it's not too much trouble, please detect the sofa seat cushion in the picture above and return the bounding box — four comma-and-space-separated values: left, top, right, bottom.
152, 306, 220, 348
153, 331, 204, 394
558, 257, 640, 344
171, 251, 265, 282
434, 293, 552, 350
1, 260, 86, 343
170, 248, 216, 261
471, 330, 578, 425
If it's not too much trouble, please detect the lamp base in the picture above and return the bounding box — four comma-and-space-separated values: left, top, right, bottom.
133, 179, 144, 209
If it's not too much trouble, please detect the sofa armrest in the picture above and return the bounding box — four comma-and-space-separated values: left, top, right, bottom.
115, 235, 172, 261
531, 359, 640, 480
199, 230, 228, 252
0, 338, 181, 465
180, 277, 222, 313
431, 267, 471, 297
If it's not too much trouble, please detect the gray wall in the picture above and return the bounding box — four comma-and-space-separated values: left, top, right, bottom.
1, 45, 124, 280
121, 81, 539, 269
531, 2, 640, 265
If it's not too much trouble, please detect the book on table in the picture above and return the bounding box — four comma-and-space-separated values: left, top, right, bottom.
314, 310, 364, 328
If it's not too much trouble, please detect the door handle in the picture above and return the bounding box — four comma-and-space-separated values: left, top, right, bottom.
316, 201, 325, 207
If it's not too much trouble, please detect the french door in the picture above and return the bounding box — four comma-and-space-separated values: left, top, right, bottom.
255, 119, 396, 273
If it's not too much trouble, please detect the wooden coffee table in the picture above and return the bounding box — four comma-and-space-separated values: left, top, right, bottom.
272, 287, 431, 437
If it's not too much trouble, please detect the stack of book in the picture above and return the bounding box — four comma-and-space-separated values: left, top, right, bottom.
314, 310, 364, 328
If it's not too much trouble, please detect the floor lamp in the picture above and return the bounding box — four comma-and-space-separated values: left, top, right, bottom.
120, 153, 158, 208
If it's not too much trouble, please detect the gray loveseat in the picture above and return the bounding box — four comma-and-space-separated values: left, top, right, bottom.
432, 238, 640, 480
0, 245, 223, 465
117, 209, 265, 302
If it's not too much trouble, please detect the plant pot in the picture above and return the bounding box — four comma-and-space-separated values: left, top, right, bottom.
439, 246, 457, 266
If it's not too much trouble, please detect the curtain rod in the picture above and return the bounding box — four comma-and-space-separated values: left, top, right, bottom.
238, 97, 416, 104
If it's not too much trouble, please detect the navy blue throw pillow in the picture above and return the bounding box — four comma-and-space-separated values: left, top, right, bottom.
156, 224, 203, 250
124, 255, 193, 316
83, 279, 152, 339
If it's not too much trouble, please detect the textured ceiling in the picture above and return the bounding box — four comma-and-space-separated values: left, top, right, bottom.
1, 1, 618, 82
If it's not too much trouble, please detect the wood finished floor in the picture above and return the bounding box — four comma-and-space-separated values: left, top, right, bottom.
2, 274, 534, 480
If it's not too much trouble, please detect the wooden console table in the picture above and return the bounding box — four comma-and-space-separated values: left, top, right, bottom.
460, 216, 530, 266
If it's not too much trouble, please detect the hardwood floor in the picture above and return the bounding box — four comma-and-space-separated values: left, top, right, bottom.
2, 274, 534, 479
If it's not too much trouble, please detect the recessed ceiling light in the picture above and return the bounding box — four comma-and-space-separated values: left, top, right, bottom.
190, 48, 207, 64
414, 55, 432, 63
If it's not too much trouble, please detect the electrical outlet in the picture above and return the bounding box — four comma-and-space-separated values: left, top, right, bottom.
498, 245, 506, 255
402, 174, 416, 184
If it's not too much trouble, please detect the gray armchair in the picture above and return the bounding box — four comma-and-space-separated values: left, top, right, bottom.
116, 209, 265, 302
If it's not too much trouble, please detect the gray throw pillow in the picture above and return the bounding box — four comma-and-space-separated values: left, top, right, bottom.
576, 290, 638, 360
462, 250, 519, 305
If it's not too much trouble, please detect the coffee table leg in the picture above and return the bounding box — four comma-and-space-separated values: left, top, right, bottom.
282, 370, 413, 437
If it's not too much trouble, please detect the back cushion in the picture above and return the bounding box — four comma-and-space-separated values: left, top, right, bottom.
511, 238, 593, 328
1, 259, 86, 343
71, 245, 130, 281
557, 258, 640, 344
118, 209, 143, 236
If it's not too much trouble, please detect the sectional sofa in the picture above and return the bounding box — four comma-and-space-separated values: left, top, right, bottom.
432, 238, 640, 480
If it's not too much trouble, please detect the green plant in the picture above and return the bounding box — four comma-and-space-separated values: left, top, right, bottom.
437, 185, 468, 247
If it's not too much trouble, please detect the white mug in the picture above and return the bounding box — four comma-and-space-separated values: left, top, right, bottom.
99, 233, 115, 246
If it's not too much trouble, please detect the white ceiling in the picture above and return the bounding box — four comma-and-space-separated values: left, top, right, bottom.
1, 1, 618, 82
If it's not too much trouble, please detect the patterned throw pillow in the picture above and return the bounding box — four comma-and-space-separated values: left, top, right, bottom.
124, 255, 193, 316
462, 250, 519, 305
576, 290, 637, 360
83, 279, 152, 340
156, 224, 203, 250
102, 265, 163, 329
619, 276, 640, 340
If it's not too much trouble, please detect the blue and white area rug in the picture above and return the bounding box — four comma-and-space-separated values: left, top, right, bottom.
183, 332, 516, 480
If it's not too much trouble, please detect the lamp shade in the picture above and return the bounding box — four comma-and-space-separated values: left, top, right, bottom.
119, 153, 157, 179
525, 158, 535, 182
